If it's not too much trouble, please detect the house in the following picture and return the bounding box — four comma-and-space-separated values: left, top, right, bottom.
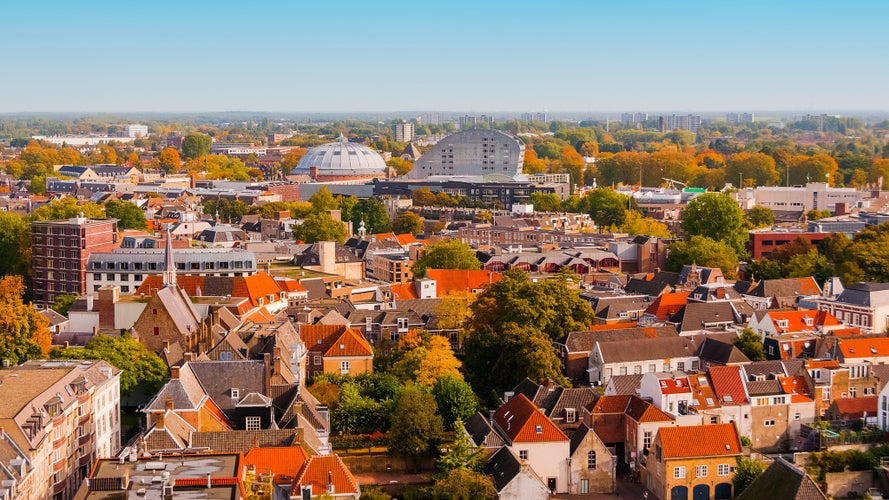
298, 324, 374, 378
638, 372, 694, 417
485, 446, 550, 500
588, 295, 650, 325
825, 396, 879, 426
563, 324, 677, 381
589, 336, 699, 386
464, 412, 506, 449
694, 336, 749, 370
743, 277, 822, 310
667, 301, 745, 336
816, 282, 889, 333
747, 309, 840, 338
644, 423, 741, 500
641, 291, 690, 323
736, 457, 827, 500
491, 393, 570, 493
743, 360, 816, 451
293, 454, 360, 499
507, 378, 598, 431
131, 285, 211, 366
568, 423, 615, 494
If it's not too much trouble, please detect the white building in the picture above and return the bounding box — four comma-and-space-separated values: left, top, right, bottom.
394, 121, 414, 143
407, 129, 525, 180
124, 124, 149, 138
753, 182, 864, 212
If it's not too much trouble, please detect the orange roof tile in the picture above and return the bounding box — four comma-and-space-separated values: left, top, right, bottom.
793, 277, 823, 296
244, 446, 307, 484
708, 365, 748, 405
389, 282, 419, 300
493, 393, 568, 443
425, 269, 502, 295
779, 376, 812, 403
658, 423, 741, 459
587, 323, 639, 331
243, 306, 276, 324
765, 310, 840, 333
625, 397, 675, 423
323, 328, 373, 358
656, 376, 692, 395
838, 337, 889, 359
299, 324, 373, 358
395, 233, 418, 245
589, 395, 632, 414
275, 278, 307, 293
644, 292, 690, 321
294, 454, 359, 496
231, 273, 283, 308
805, 359, 840, 369
833, 396, 878, 417
831, 327, 863, 337
687, 375, 721, 410
373, 232, 398, 241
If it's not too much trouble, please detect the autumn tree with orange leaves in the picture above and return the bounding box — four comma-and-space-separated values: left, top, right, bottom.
0, 276, 50, 365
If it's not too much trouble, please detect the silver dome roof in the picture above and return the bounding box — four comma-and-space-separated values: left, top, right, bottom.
291, 135, 388, 175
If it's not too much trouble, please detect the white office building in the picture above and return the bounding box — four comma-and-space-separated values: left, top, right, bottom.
124, 124, 149, 138
753, 182, 864, 212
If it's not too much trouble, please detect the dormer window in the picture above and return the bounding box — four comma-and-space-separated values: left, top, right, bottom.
231, 388, 239, 399
535, 425, 543, 434
803, 317, 813, 326
777, 319, 789, 329
339, 343, 345, 350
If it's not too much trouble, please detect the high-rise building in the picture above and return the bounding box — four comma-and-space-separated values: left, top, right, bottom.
621, 112, 649, 125
659, 114, 702, 133
124, 124, 148, 138
394, 121, 415, 143
0, 359, 121, 500
31, 216, 118, 308
726, 112, 754, 125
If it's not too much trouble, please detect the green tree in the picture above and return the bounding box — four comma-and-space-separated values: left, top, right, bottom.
203, 198, 249, 224
733, 457, 767, 495
51, 294, 77, 316
352, 198, 391, 234
785, 249, 833, 284
0, 275, 51, 365
393, 211, 425, 235
843, 222, 889, 282
337, 195, 358, 224
746, 259, 785, 280
50, 334, 168, 395
681, 193, 749, 256
618, 210, 672, 238
104, 200, 147, 230
388, 385, 445, 459
331, 379, 390, 434
181, 133, 212, 160
0, 211, 32, 279
411, 240, 481, 277
431, 468, 496, 500
807, 209, 831, 221
529, 191, 562, 212
747, 206, 775, 228
436, 433, 487, 474
30, 198, 105, 221
582, 187, 637, 228
733, 328, 765, 362
666, 236, 740, 278
309, 186, 340, 212
432, 376, 480, 428
293, 212, 348, 244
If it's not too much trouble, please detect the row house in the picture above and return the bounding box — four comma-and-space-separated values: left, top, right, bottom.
298, 324, 374, 379
747, 309, 841, 338
740, 277, 822, 310
589, 336, 699, 386
816, 282, 889, 333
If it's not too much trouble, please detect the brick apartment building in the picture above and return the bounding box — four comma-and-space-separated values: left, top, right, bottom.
31, 216, 118, 309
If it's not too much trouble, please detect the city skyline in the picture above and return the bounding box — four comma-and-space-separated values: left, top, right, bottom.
1, 0, 886, 113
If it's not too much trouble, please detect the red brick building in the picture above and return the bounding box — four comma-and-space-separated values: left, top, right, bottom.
747, 230, 831, 259
31, 215, 118, 308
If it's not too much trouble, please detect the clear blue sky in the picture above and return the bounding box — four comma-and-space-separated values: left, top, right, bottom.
1, 0, 886, 113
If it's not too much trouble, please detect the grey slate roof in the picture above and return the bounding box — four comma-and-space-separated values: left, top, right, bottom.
597, 336, 697, 364
565, 326, 678, 354
464, 412, 505, 448
835, 282, 889, 307
624, 278, 671, 298
695, 336, 750, 365
669, 301, 738, 333
190, 429, 300, 453
569, 423, 594, 456
607, 374, 644, 395
187, 360, 268, 413
737, 457, 827, 500
485, 446, 522, 492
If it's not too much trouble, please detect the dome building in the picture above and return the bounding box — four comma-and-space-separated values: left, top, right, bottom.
290, 135, 392, 182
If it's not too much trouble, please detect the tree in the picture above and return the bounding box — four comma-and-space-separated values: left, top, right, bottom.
681, 193, 749, 257
785, 249, 832, 284
436, 433, 487, 474
203, 198, 249, 224
806, 209, 831, 221
0, 211, 32, 279
392, 332, 462, 388
105, 200, 147, 230
432, 376, 480, 428
309, 186, 340, 212
386, 157, 413, 176
411, 239, 481, 277
841, 222, 889, 282
747, 206, 775, 228
733, 328, 765, 362
352, 198, 391, 234
725, 152, 780, 187
388, 385, 444, 459
51, 294, 77, 316
431, 468, 496, 500
581, 187, 637, 229
733, 457, 767, 495
746, 259, 785, 280
666, 236, 739, 278
30, 198, 105, 221
181, 133, 212, 160
393, 211, 425, 235
0, 276, 51, 365
529, 191, 562, 212
158, 147, 181, 173
617, 210, 672, 238
293, 212, 348, 244
50, 334, 168, 395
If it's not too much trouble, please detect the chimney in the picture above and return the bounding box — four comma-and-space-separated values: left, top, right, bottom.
171, 366, 180, 379
184, 352, 194, 363
273, 347, 282, 378
319, 241, 336, 275
263, 353, 271, 395
164, 397, 174, 412
156, 411, 166, 430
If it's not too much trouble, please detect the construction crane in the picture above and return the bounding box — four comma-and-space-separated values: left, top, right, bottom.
661, 178, 687, 190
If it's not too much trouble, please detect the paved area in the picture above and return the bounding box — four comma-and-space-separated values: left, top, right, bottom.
552, 479, 653, 499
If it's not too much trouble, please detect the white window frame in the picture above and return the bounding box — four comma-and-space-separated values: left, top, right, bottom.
696, 465, 708, 478
718, 463, 730, 476
519, 449, 528, 460
245, 416, 261, 430
673, 466, 686, 479
340, 360, 350, 375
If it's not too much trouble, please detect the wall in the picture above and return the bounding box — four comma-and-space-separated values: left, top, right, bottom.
825, 470, 875, 498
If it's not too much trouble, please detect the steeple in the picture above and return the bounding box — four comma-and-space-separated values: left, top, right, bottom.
162, 227, 177, 287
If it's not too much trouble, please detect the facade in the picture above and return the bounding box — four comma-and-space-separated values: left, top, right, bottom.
406, 129, 525, 180
298, 324, 374, 379
748, 230, 832, 260
589, 337, 700, 386
86, 247, 258, 294
394, 121, 414, 143
0, 359, 121, 500
31, 216, 118, 308
753, 182, 863, 212
290, 136, 390, 182
816, 282, 889, 333
124, 124, 149, 137
645, 423, 740, 500
658, 114, 702, 133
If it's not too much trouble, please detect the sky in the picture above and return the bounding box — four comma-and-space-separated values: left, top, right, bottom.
1, 0, 886, 114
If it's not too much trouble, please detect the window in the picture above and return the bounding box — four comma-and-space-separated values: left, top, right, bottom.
153, 327, 159, 336
519, 450, 528, 460
231, 388, 239, 399
588, 451, 597, 470
619, 366, 627, 376
710, 416, 719, 424
850, 387, 857, 398
580, 479, 589, 494
673, 466, 686, 479
219, 351, 232, 361
340, 361, 350, 375
314, 355, 321, 366
643, 431, 652, 450
677, 361, 685, 372
718, 463, 730, 476
566, 408, 576, 424
634, 365, 642, 375
245, 416, 261, 430
764, 419, 775, 426
696, 465, 708, 477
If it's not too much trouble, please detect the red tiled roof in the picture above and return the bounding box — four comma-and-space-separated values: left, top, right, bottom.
275, 278, 307, 293
793, 277, 823, 296
589, 395, 632, 414
389, 282, 419, 300
492, 393, 568, 443
293, 454, 359, 496
231, 273, 284, 308
658, 423, 741, 459
373, 232, 398, 241
174, 477, 241, 487
625, 397, 675, 423
805, 359, 840, 369
243, 306, 276, 324
839, 337, 889, 359
657, 376, 692, 395
833, 396, 878, 417
244, 446, 307, 484
425, 269, 502, 295
708, 365, 748, 405
299, 324, 373, 358
644, 292, 690, 321
765, 310, 840, 333
395, 233, 418, 245
587, 323, 639, 331
779, 376, 813, 403
832, 327, 863, 337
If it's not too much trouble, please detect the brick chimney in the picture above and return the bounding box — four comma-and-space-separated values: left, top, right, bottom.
171, 366, 180, 379
164, 397, 174, 412
273, 347, 282, 380
263, 353, 271, 396
97, 286, 119, 329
